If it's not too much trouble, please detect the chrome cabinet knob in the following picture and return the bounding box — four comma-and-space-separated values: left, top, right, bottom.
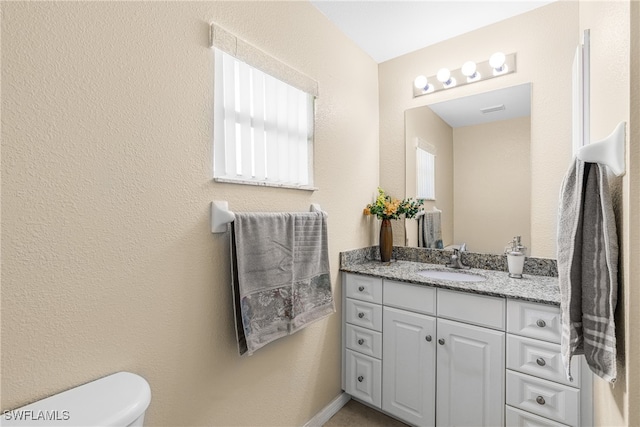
536, 319, 546, 328
357, 376, 364, 383
425, 335, 432, 342
438, 338, 445, 345
358, 338, 365, 345
358, 286, 365, 292
536, 396, 546, 405
536, 357, 546, 366
358, 312, 365, 318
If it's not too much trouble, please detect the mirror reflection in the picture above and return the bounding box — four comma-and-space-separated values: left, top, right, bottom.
405, 83, 532, 255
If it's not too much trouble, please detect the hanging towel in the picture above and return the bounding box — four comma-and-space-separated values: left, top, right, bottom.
230, 211, 334, 355
421, 209, 443, 249
557, 159, 619, 383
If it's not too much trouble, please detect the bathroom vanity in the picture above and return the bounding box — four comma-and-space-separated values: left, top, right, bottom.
340, 249, 591, 427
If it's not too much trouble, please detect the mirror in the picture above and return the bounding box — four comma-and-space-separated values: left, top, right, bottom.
405, 83, 532, 255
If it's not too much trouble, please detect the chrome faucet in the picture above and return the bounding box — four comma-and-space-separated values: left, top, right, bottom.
446, 244, 470, 269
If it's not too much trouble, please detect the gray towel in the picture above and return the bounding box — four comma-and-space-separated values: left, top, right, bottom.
230, 211, 334, 355
420, 210, 442, 249
557, 159, 618, 383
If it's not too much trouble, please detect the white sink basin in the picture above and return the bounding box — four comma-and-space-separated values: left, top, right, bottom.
417, 270, 486, 282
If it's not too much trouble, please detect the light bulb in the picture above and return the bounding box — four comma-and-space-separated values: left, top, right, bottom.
490, 52, 508, 75
436, 68, 451, 83
436, 68, 456, 88
414, 75, 428, 90
461, 61, 480, 81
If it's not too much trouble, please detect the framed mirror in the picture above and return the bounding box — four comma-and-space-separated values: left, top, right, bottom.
405, 83, 532, 255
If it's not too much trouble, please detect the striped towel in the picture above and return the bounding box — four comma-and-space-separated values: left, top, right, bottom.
557, 159, 618, 383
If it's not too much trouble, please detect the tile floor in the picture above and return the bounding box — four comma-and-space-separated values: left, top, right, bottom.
322, 399, 408, 427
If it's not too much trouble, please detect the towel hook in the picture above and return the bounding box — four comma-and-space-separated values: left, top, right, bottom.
576, 121, 626, 176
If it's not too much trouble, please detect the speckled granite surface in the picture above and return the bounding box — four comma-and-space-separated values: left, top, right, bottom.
340, 246, 558, 277
340, 247, 560, 305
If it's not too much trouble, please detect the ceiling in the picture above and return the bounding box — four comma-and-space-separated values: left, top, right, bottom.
428, 82, 531, 128
309, 1, 555, 63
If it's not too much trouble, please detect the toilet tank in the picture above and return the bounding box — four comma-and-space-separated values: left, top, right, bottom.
2, 372, 151, 427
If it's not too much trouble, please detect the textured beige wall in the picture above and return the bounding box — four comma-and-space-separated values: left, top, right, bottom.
579, 1, 638, 426
379, 1, 579, 257
1, 2, 379, 425
454, 117, 531, 254
404, 106, 453, 247
629, 4, 639, 425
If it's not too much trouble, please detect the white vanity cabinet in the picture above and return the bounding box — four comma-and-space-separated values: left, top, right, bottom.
343, 274, 383, 407
505, 299, 591, 427
341, 272, 592, 427
342, 274, 505, 426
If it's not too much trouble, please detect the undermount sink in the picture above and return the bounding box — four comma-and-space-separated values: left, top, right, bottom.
416, 270, 486, 282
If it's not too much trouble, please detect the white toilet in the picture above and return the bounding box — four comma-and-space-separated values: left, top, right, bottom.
2, 372, 151, 427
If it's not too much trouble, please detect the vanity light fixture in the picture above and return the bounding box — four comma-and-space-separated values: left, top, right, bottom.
413, 52, 517, 98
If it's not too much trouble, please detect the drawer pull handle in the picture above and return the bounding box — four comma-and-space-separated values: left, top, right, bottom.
438, 338, 445, 345
425, 335, 432, 342
358, 312, 365, 319
536, 357, 546, 366
357, 376, 364, 383
358, 286, 365, 292
536, 319, 546, 328
536, 396, 546, 405
358, 338, 365, 345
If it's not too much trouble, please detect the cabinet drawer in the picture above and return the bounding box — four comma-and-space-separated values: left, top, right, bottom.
345, 274, 382, 304
345, 349, 381, 408
383, 280, 436, 315
507, 300, 562, 343
506, 406, 571, 427
506, 370, 580, 426
507, 335, 581, 388
346, 298, 382, 331
437, 289, 505, 330
346, 324, 382, 359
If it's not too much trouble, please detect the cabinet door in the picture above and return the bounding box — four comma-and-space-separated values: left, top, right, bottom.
436, 318, 505, 427
382, 307, 436, 427
345, 349, 382, 408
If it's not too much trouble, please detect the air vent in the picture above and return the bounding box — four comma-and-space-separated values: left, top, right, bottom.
480, 104, 506, 114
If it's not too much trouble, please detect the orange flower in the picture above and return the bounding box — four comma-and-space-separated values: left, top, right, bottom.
363, 207, 371, 215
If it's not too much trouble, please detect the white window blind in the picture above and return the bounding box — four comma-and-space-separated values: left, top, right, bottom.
213, 48, 315, 189
416, 146, 435, 200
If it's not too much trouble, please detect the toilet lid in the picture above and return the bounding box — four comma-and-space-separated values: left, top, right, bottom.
2, 372, 151, 427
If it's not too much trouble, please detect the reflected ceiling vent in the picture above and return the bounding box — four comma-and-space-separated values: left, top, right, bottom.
480, 104, 506, 114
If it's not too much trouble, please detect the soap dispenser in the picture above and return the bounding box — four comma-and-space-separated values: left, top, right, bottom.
505, 236, 527, 278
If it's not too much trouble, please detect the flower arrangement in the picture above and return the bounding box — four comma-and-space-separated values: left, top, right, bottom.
363, 188, 424, 220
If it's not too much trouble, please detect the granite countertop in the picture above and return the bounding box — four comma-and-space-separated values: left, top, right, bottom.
341, 259, 561, 305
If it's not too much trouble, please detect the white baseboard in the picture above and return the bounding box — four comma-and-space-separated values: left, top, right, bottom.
303, 392, 351, 427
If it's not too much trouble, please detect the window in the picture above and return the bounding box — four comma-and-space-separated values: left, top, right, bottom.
211, 25, 317, 190
416, 140, 436, 200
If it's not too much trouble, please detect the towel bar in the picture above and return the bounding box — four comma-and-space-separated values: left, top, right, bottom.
210, 201, 324, 233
